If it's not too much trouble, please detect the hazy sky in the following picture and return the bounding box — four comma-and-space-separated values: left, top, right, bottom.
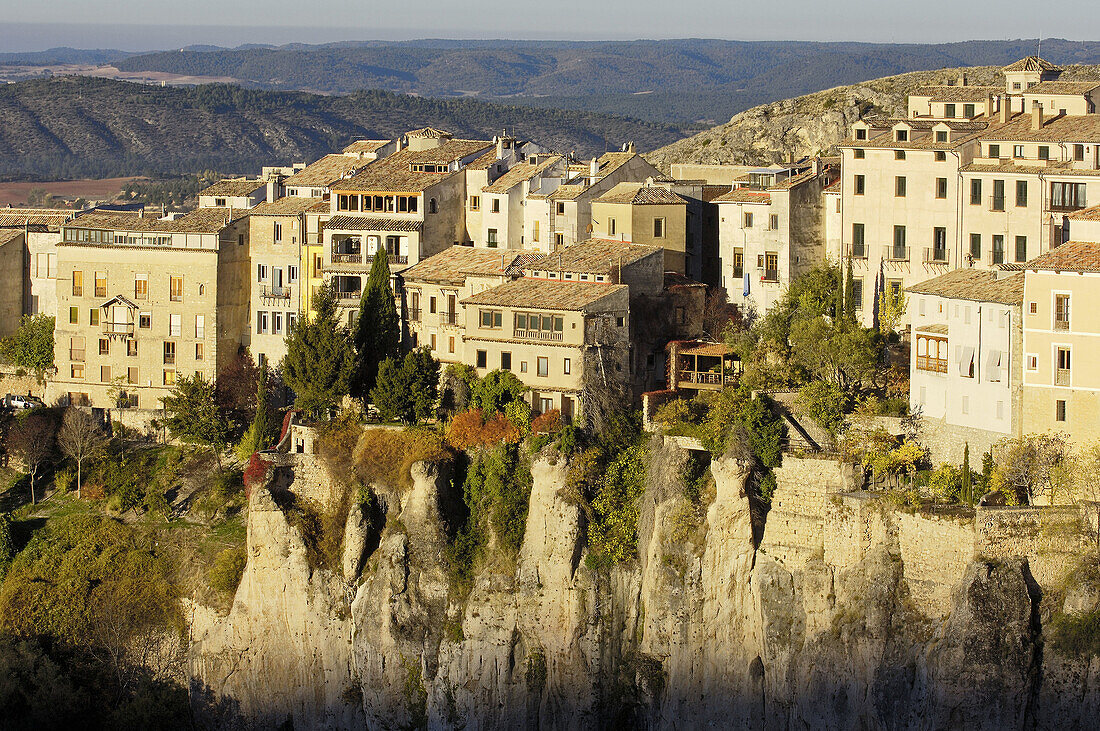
2, 0, 1098, 51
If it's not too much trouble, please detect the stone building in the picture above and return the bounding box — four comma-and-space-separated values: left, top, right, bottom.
197, 179, 267, 210
590, 182, 689, 275
48, 210, 250, 410
0, 207, 75, 320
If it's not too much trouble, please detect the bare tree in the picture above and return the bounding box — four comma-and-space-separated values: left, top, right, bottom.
994, 432, 1071, 505
58, 407, 108, 499
8, 410, 58, 504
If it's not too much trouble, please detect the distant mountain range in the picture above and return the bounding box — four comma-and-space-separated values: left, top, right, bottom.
0, 76, 683, 179
102, 38, 1100, 124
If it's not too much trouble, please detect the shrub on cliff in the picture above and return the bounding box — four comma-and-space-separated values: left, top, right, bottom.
0, 314, 54, 373
587, 443, 649, 568
351, 428, 453, 491
208, 546, 246, 595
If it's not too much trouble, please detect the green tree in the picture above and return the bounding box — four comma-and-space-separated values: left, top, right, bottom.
878, 286, 908, 336
0, 315, 54, 373
844, 257, 857, 324
789, 316, 878, 394
796, 380, 849, 435
405, 347, 441, 422
161, 374, 232, 467
469, 370, 528, 414
234, 362, 274, 459
283, 286, 355, 416
353, 252, 400, 401
962, 442, 972, 504
8, 409, 58, 505
371, 348, 441, 424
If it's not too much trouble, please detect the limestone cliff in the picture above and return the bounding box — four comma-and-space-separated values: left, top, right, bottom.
189, 439, 1100, 730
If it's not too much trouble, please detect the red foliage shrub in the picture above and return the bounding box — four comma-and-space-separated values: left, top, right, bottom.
243, 451, 267, 498
446, 408, 521, 450
531, 409, 562, 435
279, 410, 296, 443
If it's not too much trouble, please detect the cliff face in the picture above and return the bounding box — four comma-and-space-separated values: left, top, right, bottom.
189, 440, 1100, 730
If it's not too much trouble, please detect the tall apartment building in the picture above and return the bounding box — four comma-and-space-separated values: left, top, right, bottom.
0, 208, 73, 321
835, 56, 1100, 327
48, 210, 250, 410
715, 160, 833, 315
467, 151, 567, 250
589, 182, 689, 274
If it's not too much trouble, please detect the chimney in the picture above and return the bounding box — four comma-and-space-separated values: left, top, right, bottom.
1000, 96, 1010, 123
958, 72, 967, 87
985, 94, 995, 118
626, 141, 636, 154
590, 157, 599, 178
1032, 101, 1044, 131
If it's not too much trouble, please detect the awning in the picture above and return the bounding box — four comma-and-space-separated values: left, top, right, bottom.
957, 346, 975, 377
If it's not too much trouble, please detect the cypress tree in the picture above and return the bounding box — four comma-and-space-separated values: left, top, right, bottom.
962, 442, 972, 504
845, 257, 857, 325
353, 253, 401, 401
283, 286, 355, 416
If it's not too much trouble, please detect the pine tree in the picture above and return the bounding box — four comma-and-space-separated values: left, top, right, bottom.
353, 253, 401, 401
283, 286, 355, 416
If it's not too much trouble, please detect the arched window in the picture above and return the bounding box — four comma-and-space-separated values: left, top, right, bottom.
198, 284, 205, 296
428, 198, 437, 214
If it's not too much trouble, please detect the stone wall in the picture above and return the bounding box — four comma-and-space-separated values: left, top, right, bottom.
976, 505, 1085, 589
0, 366, 45, 400
917, 414, 1006, 466
897, 511, 974, 616
760, 455, 848, 567
822, 492, 890, 571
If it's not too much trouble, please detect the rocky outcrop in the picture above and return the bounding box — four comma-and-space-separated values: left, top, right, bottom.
189, 440, 1100, 729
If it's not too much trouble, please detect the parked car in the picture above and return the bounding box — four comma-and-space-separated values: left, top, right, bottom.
5, 394, 44, 411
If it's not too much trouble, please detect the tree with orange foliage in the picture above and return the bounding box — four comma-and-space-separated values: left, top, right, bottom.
447, 408, 522, 450
531, 409, 562, 435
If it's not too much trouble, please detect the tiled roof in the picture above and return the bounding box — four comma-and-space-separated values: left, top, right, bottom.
980, 111, 1100, 143
482, 155, 564, 193
199, 178, 265, 197
461, 278, 627, 311
1003, 56, 1060, 73
961, 159, 1100, 177
283, 154, 372, 188
0, 208, 73, 232
0, 228, 23, 246
332, 140, 493, 193
594, 183, 686, 206
1027, 241, 1100, 272
907, 269, 1024, 305
770, 169, 819, 190
525, 239, 661, 276
325, 216, 423, 232
679, 341, 733, 357
823, 180, 842, 193
912, 85, 1001, 102
664, 271, 706, 289
342, 139, 390, 154
64, 208, 242, 233
247, 197, 328, 216
405, 127, 452, 139
547, 184, 587, 201
1026, 80, 1100, 95
915, 323, 949, 335
713, 188, 773, 204
1068, 204, 1100, 221
401, 245, 512, 284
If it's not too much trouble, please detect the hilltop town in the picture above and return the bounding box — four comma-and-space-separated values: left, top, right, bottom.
4, 55, 1100, 729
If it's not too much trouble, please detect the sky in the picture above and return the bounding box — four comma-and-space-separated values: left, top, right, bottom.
1, 0, 1098, 51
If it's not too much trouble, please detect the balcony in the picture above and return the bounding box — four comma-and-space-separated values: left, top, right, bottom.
366, 253, 409, 266
989, 195, 1006, 212
678, 370, 734, 388
762, 270, 780, 283
916, 356, 948, 373
103, 322, 134, 337
332, 252, 362, 264
923, 247, 949, 264
1056, 368, 1071, 386
262, 285, 292, 300
844, 243, 867, 260
515, 329, 564, 341
439, 311, 459, 326
408, 307, 422, 322
1055, 317, 1070, 331
882, 245, 910, 262
335, 289, 361, 302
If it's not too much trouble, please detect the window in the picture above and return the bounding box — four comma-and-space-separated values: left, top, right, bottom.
1016, 236, 1028, 262
71, 363, 84, 379
554, 233, 564, 247
892, 225, 907, 259
127, 367, 138, 383
895, 129, 908, 142
479, 309, 502, 329
429, 333, 436, 350
935, 151, 947, 161
851, 223, 865, 257
428, 198, 437, 214
98, 337, 109, 356
1075, 144, 1086, 162
932, 227, 947, 262
1056, 400, 1067, 422
854, 148, 865, 159
69, 306, 78, 324
69, 336, 85, 362
469, 196, 480, 211
259, 311, 270, 334
288, 313, 296, 333
127, 340, 138, 357
895, 150, 906, 160
288, 265, 299, 283
99, 365, 110, 383
895, 176, 906, 197
936, 177, 947, 199
537, 357, 549, 377
654, 217, 666, 238
935, 130, 948, 143
163, 341, 176, 365
732, 248, 744, 278
1039, 145, 1050, 160
257, 264, 268, 282
273, 221, 282, 242
1016, 180, 1028, 207
1051, 182, 1087, 210
532, 220, 540, 242
915, 335, 947, 372
556, 202, 565, 215
970, 233, 981, 260
988, 144, 1001, 158
486, 228, 499, 247
743, 212, 753, 228
273, 312, 283, 335
963, 103, 975, 117
855, 128, 867, 140
313, 254, 322, 277
1057, 347, 1072, 385
992, 235, 1005, 265
764, 252, 779, 281
94, 271, 106, 297
1055, 294, 1070, 330
163, 369, 176, 386
491, 198, 500, 213
72, 270, 83, 296
139, 313, 151, 329
169, 313, 181, 337
992, 179, 1005, 210
854, 175, 865, 195
170, 276, 183, 302
945, 103, 956, 118
970, 179, 982, 205
563, 358, 571, 375
1014, 145, 1025, 158
501, 352, 512, 371
520, 361, 528, 373
448, 336, 454, 353
135, 273, 148, 299
1027, 354, 1038, 370
476, 350, 487, 369
429, 296, 437, 314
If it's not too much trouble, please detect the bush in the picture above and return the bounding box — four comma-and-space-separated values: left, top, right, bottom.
531, 409, 562, 435
587, 443, 648, 568
352, 427, 453, 491
1049, 609, 1100, 658
208, 547, 247, 595
796, 381, 848, 434
446, 409, 521, 451
54, 468, 75, 494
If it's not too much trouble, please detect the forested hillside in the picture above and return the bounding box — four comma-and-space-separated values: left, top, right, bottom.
0, 77, 684, 179
114, 38, 1100, 123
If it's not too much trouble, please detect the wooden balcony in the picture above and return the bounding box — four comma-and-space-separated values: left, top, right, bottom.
332, 252, 362, 264
335, 289, 361, 302
916, 356, 948, 373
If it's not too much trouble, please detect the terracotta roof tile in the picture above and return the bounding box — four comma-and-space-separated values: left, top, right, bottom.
248, 197, 327, 216
1026, 241, 1100, 272
0, 208, 73, 232
525, 239, 661, 276
283, 154, 372, 188
325, 216, 423, 232
0, 228, 23, 246
912, 85, 1001, 102
482, 155, 564, 193
461, 278, 627, 311
342, 139, 390, 154
332, 140, 493, 193
199, 178, 265, 197
1068, 204, 1100, 221
1003, 56, 1060, 73
713, 188, 773, 204
401, 245, 512, 284
907, 269, 1024, 305
1026, 80, 1100, 95
594, 182, 686, 205
64, 208, 242, 234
